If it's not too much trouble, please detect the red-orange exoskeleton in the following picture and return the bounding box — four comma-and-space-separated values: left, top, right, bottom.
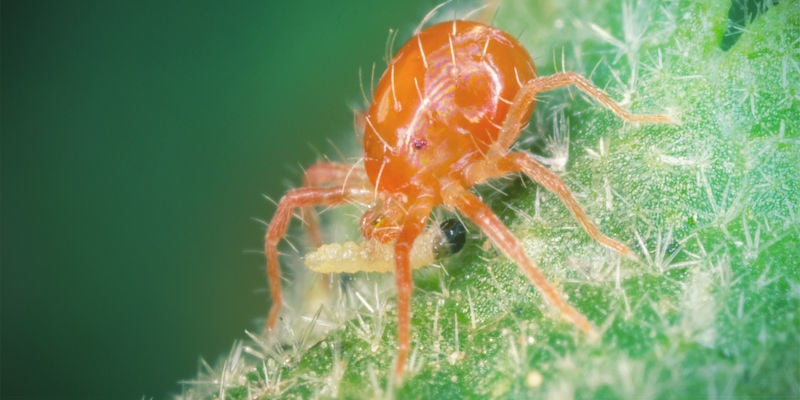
264, 20, 669, 379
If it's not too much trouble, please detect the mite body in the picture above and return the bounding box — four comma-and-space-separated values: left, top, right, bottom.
264, 19, 669, 379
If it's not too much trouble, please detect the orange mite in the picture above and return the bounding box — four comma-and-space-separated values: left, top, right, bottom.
264, 19, 669, 378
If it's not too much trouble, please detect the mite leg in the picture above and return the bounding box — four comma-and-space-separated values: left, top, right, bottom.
300, 162, 369, 246
493, 71, 672, 155
442, 181, 594, 335
507, 152, 636, 259
392, 199, 435, 379
265, 186, 371, 330
462, 153, 635, 259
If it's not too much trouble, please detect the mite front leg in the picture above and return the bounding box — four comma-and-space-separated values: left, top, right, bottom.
392, 198, 434, 379
442, 182, 594, 335
300, 162, 369, 247
265, 186, 371, 330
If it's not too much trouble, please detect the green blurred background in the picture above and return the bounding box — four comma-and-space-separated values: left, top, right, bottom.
1, 1, 441, 398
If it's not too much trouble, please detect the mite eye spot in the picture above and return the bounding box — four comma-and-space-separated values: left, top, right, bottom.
412, 138, 427, 150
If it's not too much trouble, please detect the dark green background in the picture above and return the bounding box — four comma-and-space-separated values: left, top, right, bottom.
1, 1, 439, 398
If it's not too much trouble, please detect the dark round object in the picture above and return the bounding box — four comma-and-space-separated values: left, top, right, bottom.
435, 218, 467, 259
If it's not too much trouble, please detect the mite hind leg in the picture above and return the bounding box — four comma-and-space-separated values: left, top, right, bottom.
492, 71, 672, 155
441, 182, 594, 334
506, 152, 637, 259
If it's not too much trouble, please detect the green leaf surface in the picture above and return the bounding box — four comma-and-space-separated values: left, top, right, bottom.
181, 0, 800, 398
